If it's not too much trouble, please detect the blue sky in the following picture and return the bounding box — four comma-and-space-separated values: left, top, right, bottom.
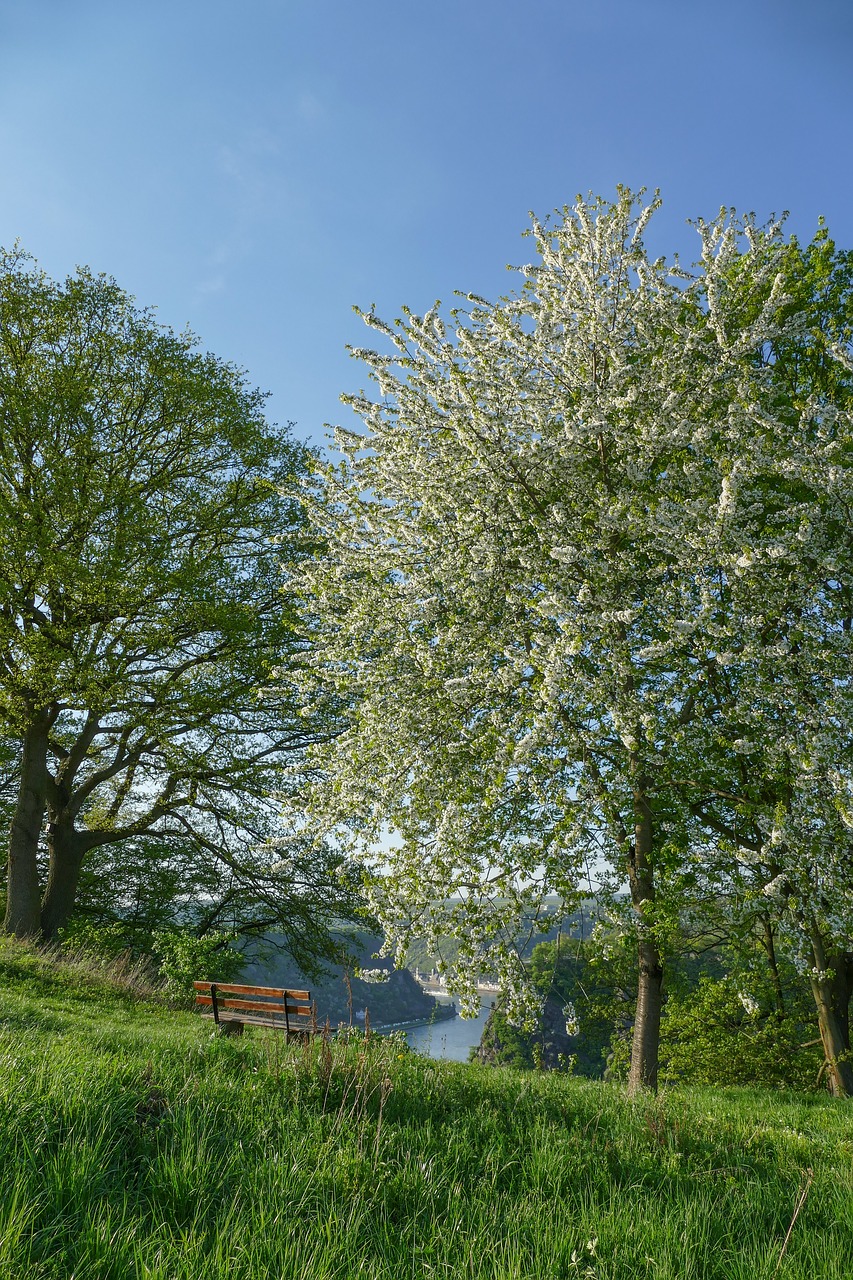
1, 0, 850, 448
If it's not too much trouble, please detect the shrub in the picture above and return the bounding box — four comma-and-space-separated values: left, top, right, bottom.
660, 974, 822, 1089
151, 929, 243, 1002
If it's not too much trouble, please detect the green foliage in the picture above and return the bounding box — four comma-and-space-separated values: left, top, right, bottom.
480, 926, 826, 1093
0, 247, 358, 958
480, 938, 635, 1078
661, 975, 821, 1090
296, 188, 853, 1093
151, 928, 243, 1002
58, 918, 137, 959
477, 1005, 536, 1071
61, 838, 214, 952
56, 915, 246, 1005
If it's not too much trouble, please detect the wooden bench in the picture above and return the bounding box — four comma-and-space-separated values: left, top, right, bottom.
193, 981, 316, 1038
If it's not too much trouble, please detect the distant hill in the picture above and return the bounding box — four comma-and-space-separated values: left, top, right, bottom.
404, 901, 596, 978
239, 930, 453, 1029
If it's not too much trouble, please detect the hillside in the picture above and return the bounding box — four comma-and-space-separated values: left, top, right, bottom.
0, 938, 851, 1279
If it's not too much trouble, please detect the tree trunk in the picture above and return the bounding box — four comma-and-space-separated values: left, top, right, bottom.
830, 952, 853, 1053
3, 716, 50, 938
810, 932, 853, 1097
627, 776, 662, 1095
630, 933, 663, 1094
40, 821, 88, 942
761, 916, 786, 1020
811, 976, 853, 1097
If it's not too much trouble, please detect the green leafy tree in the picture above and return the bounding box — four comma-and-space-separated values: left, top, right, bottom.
151, 928, 244, 1002
0, 249, 355, 961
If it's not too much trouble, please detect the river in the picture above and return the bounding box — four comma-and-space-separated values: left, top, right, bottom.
404, 994, 494, 1062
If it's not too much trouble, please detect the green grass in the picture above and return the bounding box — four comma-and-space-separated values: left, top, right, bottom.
0, 939, 851, 1279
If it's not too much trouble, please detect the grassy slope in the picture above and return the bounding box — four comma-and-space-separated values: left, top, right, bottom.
0, 941, 851, 1280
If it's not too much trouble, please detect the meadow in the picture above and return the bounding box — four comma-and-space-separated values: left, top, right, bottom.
0, 939, 851, 1280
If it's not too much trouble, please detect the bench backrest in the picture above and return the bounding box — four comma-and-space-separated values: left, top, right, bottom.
193, 981, 313, 1032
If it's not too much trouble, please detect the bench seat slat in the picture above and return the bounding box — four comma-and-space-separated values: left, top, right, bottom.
192, 982, 310, 1000
195, 995, 312, 1016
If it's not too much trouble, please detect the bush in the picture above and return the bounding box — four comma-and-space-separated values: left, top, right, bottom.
151, 929, 243, 1002
58, 918, 139, 958
660, 974, 822, 1089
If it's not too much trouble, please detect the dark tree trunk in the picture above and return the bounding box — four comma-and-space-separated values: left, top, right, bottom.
810, 932, 853, 1097
40, 821, 88, 942
812, 977, 853, 1097
830, 952, 853, 1053
761, 916, 786, 1020
3, 716, 50, 938
630, 932, 663, 1094
627, 776, 662, 1096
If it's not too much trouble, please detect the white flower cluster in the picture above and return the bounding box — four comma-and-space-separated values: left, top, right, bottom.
356, 968, 392, 985
563, 1001, 580, 1037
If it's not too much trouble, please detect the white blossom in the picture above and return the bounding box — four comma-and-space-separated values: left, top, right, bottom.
289, 189, 853, 1083
356, 968, 392, 985
563, 1002, 580, 1037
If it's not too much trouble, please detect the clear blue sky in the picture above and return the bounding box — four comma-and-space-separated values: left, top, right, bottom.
1, 0, 850, 447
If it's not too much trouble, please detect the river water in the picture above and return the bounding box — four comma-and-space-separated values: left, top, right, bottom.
404, 995, 494, 1062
